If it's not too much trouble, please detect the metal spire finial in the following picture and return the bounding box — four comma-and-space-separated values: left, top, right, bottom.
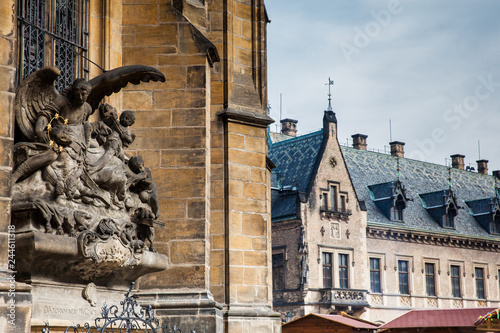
326, 77, 334, 111
396, 157, 400, 181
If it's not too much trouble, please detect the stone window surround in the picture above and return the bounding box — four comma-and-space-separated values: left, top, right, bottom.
368, 252, 386, 294
318, 245, 354, 289
448, 260, 466, 298
422, 257, 441, 297
272, 246, 287, 291
472, 262, 489, 300
395, 255, 414, 295
319, 181, 350, 215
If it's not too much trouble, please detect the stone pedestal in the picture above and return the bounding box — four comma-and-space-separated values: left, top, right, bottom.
224, 305, 282, 333
12, 215, 168, 331
138, 290, 224, 332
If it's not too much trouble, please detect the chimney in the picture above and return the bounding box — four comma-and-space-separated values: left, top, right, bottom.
450, 154, 465, 170
493, 170, 500, 179
390, 141, 405, 158
477, 160, 489, 175
352, 134, 368, 150
281, 118, 298, 137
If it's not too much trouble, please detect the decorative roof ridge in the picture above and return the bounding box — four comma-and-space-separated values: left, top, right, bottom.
270, 129, 323, 147
342, 146, 497, 180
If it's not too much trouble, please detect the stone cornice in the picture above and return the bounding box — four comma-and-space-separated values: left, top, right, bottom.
218, 108, 274, 128
367, 224, 500, 252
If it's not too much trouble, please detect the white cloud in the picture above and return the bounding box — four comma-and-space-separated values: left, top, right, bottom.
266, 0, 500, 171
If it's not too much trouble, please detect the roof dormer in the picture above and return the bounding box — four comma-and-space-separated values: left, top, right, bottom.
466, 196, 500, 235
419, 189, 459, 229
367, 180, 409, 221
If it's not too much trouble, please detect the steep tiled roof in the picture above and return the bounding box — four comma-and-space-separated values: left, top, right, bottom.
342, 146, 499, 239
269, 130, 324, 221
269, 132, 294, 143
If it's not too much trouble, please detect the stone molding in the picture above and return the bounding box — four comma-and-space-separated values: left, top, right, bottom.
218, 108, 274, 128
367, 224, 500, 252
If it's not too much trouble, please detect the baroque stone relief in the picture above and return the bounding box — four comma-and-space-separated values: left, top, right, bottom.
12, 66, 165, 282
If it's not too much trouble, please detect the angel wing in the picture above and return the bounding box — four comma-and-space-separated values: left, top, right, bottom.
14, 67, 61, 141
86, 65, 166, 111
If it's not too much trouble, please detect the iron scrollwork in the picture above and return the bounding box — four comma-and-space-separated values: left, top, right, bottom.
43, 283, 195, 333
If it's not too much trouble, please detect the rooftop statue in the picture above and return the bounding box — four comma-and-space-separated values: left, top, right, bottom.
12, 66, 166, 283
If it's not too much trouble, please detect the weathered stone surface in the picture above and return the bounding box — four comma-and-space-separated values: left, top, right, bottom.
0, 1, 15, 36
155, 168, 206, 198
0, 37, 14, 66
123, 4, 159, 25
140, 265, 206, 289
242, 214, 266, 236
134, 24, 178, 46
172, 108, 206, 127
170, 240, 206, 265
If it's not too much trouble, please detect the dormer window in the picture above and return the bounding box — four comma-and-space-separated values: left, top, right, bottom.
368, 180, 408, 222
419, 189, 459, 229
443, 203, 457, 228
393, 196, 405, 221
466, 197, 500, 235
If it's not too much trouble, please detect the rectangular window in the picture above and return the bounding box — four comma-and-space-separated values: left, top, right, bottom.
330, 186, 337, 212
475, 267, 485, 299
339, 254, 349, 289
443, 213, 454, 228
492, 217, 500, 234
272, 253, 285, 290
340, 195, 346, 213
393, 203, 404, 221
322, 252, 333, 288
370, 258, 381, 293
398, 260, 409, 295
450, 265, 461, 298
322, 193, 328, 210
425, 263, 436, 296
18, 0, 89, 89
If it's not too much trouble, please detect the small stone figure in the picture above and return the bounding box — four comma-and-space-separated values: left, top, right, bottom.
128, 156, 160, 219
88, 105, 137, 205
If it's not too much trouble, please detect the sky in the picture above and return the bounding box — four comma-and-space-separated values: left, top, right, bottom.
265, 0, 500, 172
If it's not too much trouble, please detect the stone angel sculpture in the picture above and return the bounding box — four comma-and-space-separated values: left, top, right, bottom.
12, 65, 165, 251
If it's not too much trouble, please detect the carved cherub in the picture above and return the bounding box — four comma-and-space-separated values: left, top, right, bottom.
128, 156, 160, 219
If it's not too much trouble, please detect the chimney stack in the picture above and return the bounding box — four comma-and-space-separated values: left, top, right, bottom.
477, 160, 489, 175
352, 134, 368, 150
389, 141, 405, 158
281, 118, 298, 137
450, 154, 465, 170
